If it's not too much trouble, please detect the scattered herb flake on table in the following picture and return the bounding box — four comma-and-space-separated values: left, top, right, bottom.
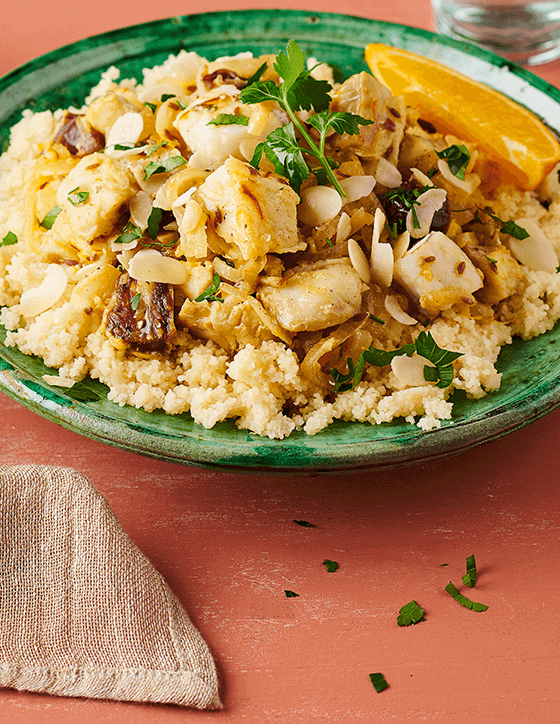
397, 600, 425, 626
445, 581, 488, 612
369, 672, 389, 693
462, 554, 477, 588
322, 559, 339, 572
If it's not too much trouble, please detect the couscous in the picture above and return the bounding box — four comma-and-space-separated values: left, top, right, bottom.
1, 42, 560, 438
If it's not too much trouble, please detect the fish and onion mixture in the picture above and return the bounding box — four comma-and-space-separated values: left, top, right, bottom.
1, 42, 560, 438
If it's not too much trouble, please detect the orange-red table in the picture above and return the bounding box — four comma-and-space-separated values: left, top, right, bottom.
2, 1, 560, 722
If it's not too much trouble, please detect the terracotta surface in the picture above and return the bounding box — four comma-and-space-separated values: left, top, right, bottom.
2, 1, 560, 721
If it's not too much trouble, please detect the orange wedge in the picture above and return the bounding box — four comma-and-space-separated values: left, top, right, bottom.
365, 43, 560, 190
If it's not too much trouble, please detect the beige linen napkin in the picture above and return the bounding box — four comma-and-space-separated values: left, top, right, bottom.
0, 464, 221, 709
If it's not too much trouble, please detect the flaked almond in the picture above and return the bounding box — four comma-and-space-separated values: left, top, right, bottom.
410, 167, 434, 187
348, 238, 371, 283
298, 186, 342, 227
128, 248, 188, 284
392, 230, 410, 262
437, 158, 480, 194
370, 242, 394, 288
239, 137, 260, 162
73, 261, 104, 282
372, 207, 386, 245
105, 144, 149, 159
339, 175, 376, 203
129, 190, 153, 230
20, 264, 67, 317
42, 374, 76, 389
375, 157, 402, 188
116, 248, 136, 271
384, 294, 418, 325
391, 353, 435, 387
406, 188, 447, 239
180, 198, 205, 233
172, 186, 197, 208
336, 212, 352, 243
508, 217, 558, 273
105, 112, 144, 148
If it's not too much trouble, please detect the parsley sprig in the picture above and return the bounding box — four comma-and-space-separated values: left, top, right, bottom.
239, 40, 374, 195
331, 331, 462, 394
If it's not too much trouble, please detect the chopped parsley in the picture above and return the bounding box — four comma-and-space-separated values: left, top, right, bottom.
114, 221, 143, 245
436, 144, 470, 180
369, 673, 389, 693
245, 61, 268, 87
445, 581, 488, 612
113, 143, 144, 151
146, 141, 169, 157
207, 113, 249, 127
462, 554, 477, 588
322, 559, 339, 573
397, 600, 425, 626
331, 331, 462, 394
147, 206, 163, 241
380, 185, 435, 230
144, 101, 157, 113
67, 187, 89, 206
195, 272, 224, 303
284, 590, 299, 598
1, 231, 18, 246
239, 40, 373, 194
160, 93, 175, 102
130, 292, 141, 311
475, 207, 529, 240
40, 205, 62, 230
144, 155, 187, 180
293, 519, 314, 527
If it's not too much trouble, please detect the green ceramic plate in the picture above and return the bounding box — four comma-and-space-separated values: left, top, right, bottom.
1, 10, 560, 472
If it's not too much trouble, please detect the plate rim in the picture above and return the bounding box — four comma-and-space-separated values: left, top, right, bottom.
2, 8, 560, 472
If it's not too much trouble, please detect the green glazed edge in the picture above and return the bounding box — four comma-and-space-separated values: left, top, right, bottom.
1, 9, 560, 472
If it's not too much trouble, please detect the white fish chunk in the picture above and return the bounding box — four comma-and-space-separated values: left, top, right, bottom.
196, 157, 304, 260
393, 231, 483, 315
52, 154, 136, 253
258, 258, 365, 332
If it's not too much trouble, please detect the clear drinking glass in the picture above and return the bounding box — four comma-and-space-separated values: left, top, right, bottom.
431, 0, 560, 65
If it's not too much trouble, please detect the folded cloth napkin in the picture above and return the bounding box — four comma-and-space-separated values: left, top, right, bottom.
0, 464, 221, 709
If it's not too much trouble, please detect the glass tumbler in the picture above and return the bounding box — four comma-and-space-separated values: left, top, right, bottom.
431, 0, 560, 65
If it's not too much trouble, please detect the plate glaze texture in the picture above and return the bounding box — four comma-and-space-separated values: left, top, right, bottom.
1, 10, 560, 472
